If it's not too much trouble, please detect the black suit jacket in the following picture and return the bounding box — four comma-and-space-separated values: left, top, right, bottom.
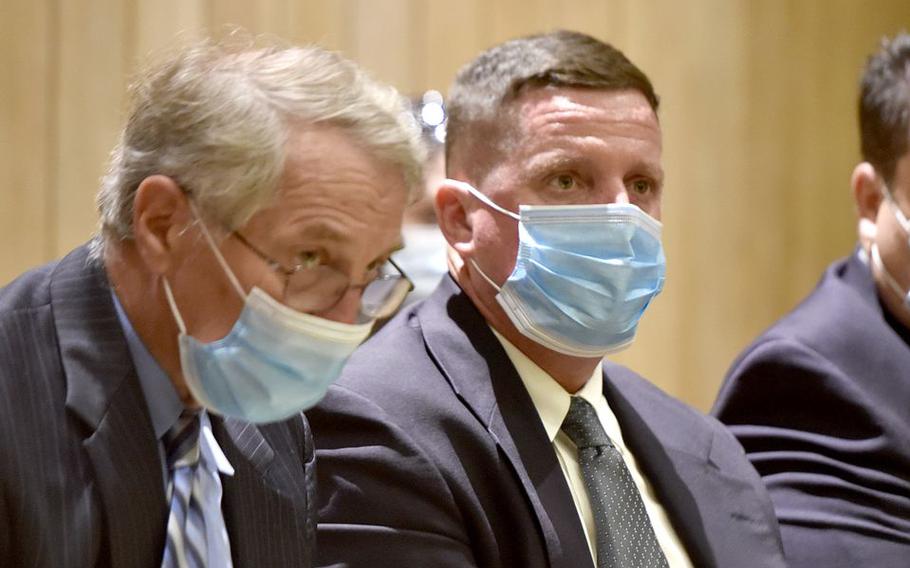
713, 251, 910, 567
0, 245, 316, 567
309, 275, 785, 567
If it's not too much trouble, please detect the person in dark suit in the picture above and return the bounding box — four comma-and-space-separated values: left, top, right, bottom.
712, 33, 910, 567
0, 36, 423, 567
309, 30, 786, 568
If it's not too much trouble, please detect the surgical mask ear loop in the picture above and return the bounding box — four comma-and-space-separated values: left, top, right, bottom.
161, 202, 249, 335
871, 243, 910, 309
883, 184, 910, 235
446, 178, 517, 293
188, 202, 247, 301
469, 258, 503, 293
444, 178, 520, 221
162, 277, 188, 335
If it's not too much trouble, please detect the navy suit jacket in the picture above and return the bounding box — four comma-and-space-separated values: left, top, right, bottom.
0, 245, 316, 567
713, 251, 910, 567
309, 275, 785, 567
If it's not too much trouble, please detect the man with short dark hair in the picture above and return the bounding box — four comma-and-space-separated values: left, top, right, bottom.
311, 30, 786, 568
713, 33, 910, 568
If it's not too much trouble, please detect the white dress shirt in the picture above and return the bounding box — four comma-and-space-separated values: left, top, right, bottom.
491, 328, 693, 567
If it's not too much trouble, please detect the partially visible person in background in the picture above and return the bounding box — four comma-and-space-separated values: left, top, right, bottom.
0, 35, 423, 568
713, 32, 910, 568
395, 90, 450, 307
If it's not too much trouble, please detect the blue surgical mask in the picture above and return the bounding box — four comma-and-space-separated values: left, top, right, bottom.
163, 221, 373, 423
448, 179, 666, 357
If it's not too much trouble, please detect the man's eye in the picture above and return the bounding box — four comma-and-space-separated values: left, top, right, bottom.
295, 250, 323, 269
551, 174, 576, 191
630, 179, 653, 195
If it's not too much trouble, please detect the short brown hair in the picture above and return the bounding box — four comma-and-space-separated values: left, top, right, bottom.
445, 30, 659, 182
859, 32, 910, 184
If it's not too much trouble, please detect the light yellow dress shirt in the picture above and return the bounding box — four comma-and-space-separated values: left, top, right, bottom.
490, 328, 693, 568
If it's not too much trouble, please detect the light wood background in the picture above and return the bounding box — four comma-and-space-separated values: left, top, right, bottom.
2, 0, 909, 410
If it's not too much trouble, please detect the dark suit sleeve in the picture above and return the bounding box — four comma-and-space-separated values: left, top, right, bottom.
704, 413, 783, 532
713, 337, 910, 566
0, 468, 8, 566
308, 385, 478, 568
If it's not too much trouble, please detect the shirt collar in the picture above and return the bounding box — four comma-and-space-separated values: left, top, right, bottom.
199, 411, 235, 476
111, 290, 184, 440
489, 327, 603, 442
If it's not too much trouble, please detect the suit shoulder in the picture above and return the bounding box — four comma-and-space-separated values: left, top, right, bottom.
0, 261, 63, 396
0, 259, 58, 316
605, 361, 737, 447
308, 382, 463, 514
734, 259, 876, 367
334, 310, 447, 405
605, 361, 709, 424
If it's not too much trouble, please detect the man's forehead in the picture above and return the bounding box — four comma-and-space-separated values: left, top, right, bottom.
514, 86, 659, 130
278, 128, 408, 207
503, 87, 662, 161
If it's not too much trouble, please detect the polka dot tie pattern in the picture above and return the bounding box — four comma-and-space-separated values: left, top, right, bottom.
561, 397, 670, 568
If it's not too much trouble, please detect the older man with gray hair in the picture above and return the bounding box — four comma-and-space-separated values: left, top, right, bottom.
0, 35, 423, 568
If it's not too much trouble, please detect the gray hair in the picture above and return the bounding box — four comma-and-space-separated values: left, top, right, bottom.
95, 35, 424, 253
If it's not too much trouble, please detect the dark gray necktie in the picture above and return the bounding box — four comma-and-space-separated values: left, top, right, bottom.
561, 396, 670, 568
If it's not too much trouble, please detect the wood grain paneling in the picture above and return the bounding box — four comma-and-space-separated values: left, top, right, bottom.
348, 0, 421, 91
132, 0, 206, 59
2, 0, 909, 408
54, 0, 130, 252
423, 0, 487, 90
0, 0, 54, 284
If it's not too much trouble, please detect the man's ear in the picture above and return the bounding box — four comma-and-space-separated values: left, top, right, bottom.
852, 162, 883, 247
434, 180, 475, 258
132, 175, 192, 275
853, 162, 883, 220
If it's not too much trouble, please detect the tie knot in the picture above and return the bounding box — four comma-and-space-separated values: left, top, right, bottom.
164, 410, 201, 469
561, 397, 613, 449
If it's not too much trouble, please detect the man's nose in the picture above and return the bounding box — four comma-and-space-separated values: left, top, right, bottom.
611, 189, 630, 205
596, 184, 630, 205
315, 287, 363, 324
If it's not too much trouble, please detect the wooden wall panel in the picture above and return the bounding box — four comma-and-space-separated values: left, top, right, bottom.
54, 0, 130, 253
347, 0, 422, 93
423, 0, 487, 90
541, 0, 615, 44
0, 0, 54, 284
132, 0, 207, 59
3, 0, 909, 408
285, 0, 352, 51
208, 0, 282, 35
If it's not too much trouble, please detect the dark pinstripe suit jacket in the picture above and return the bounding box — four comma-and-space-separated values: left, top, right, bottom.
0, 245, 316, 567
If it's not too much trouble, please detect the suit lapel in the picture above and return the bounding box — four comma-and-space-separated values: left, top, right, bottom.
603, 368, 717, 568
215, 416, 313, 567
420, 277, 593, 568
220, 418, 275, 474
54, 246, 167, 568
